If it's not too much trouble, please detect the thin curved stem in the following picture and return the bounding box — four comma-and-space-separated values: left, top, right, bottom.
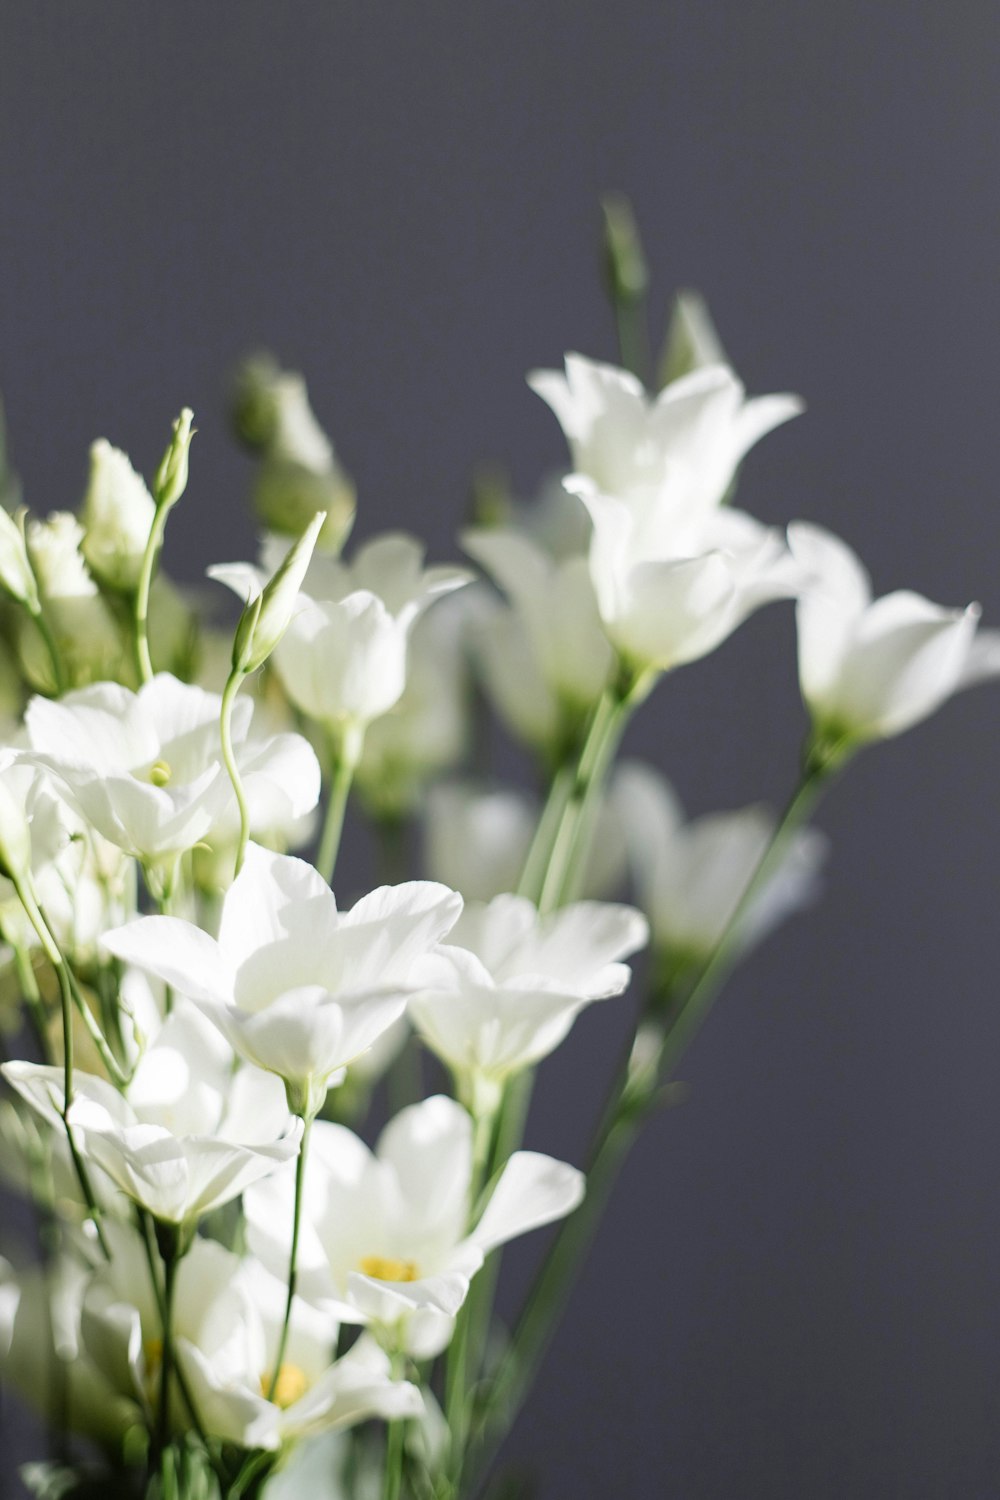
28, 603, 65, 695
316, 725, 364, 885
134, 504, 169, 684
220, 670, 252, 878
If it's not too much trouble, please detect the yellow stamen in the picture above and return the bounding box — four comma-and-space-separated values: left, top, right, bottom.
358, 1253, 420, 1283
261, 1363, 309, 1409
148, 759, 172, 786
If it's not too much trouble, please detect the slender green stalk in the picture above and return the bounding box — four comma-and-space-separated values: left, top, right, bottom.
515, 763, 574, 905
138, 1211, 211, 1452
28, 602, 65, 695
134, 504, 170, 684
317, 726, 363, 885
383, 1369, 407, 1500
267, 1113, 312, 1403
468, 753, 838, 1483
220, 670, 252, 878
155, 1242, 180, 1464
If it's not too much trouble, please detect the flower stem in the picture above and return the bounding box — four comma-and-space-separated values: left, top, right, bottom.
220, 670, 252, 878
267, 1113, 312, 1403
28, 601, 65, 695
316, 725, 363, 885
155, 1235, 180, 1466
468, 753, 837, 1483
134, 503, 170, 684
383, 1362, 407, 1500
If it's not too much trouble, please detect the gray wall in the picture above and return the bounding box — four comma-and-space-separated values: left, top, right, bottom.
2, 4, 1000, 1496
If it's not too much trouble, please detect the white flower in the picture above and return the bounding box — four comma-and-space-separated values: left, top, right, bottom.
614, 761, 827, 967
80, 439, 157, 591
214, 533, 471, 736
102, 843, 462, 1113
409, 895, 647, 1110
4, 1060, 301, 1225
245, 1095, 583, 1357
575, 493, 802, 674
355, 594, 471, 816
463, 519, 613, 749
23, 511, 122, 686
78, 1223, 421, 1451
24, 673, 320, 868
788, 523, 1000, 747
0, 503, 39, 609
528, 353, 802, 518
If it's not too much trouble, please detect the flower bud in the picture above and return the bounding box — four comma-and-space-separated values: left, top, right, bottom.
80, 438, 156, 590
152, 408, 195, 512
659, 290, 727, 388
0, 506, 39, 611
232, 511, 326, 676
601, 192, 649, 306
0, 765, 31, 881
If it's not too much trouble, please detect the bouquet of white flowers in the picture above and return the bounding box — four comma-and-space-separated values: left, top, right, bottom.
0, 202, 995, 1500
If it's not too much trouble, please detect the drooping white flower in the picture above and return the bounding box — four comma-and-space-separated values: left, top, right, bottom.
213, 533, 471, 738
613, 761, 827, 970
79, 439, 157, 591
4, 1059, 301, 1226
102, 843, 462, 1114
24, 673, 320, 870
788, 523, 1000, 747
409, 895, 647, 1111
529, 353, 802, 519
245, 1095, 583, 1357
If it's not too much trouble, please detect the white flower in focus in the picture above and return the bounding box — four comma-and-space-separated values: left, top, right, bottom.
214, 533, 470, 737
102, 843, 462, 1114
529, 353, 802, 518
576, 493, 802, 675
245, 1095, 583, 1357
788, 523, 1000, 748
614, 761, 827, 969
80, 439, 157, 591
24, 673, 320, 869
410, 895, 647, 1110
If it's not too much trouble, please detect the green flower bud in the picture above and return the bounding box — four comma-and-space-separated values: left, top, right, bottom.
601, 192, 649, 306
232, 510, 326, 675
153, 408, 195, 512
0, 771, 31, 881
0, 505, 39, 611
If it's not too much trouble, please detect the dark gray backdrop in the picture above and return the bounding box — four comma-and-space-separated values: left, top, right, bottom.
2, 4, 1000, 1497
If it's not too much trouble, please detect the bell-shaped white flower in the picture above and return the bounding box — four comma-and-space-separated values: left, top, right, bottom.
4, 1059, 301, 1226
529, 353, 802, 518
23, 511, 123, 687
102, 843, 463, 1114
409, 895, 647, 1110
576, 492, 802, 674
788, 523, 1000, 747
614, 761, 827, 970
213, 533, 471, 735
245, 1095, 583, 1358
80, 438, 157, 591
24, 673, 320, 869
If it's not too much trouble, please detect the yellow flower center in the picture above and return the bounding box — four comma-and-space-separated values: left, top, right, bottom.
358, 1253, 420, 1283
261, 1363, 310, 1409
148, 759, 172, 787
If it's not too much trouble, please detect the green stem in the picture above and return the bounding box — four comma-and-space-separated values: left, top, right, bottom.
267, 1114, 312, 1403
155, 1239, 179, 1465
134, 503, 170, 684
383, 1364, 407, 1500
515, 763, 574, 905
220, 670, 252, 878
469, 753, 837, 1483
28, 602, 65, 695
317, 725, 363, 885
613, 297, 651, 385
138, 1211, 211, 1452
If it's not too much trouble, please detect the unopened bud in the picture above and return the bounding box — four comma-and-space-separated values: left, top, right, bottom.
0, 506, 39, 611
153, 408, 195, 512
601, 193, 649, 306
232, 510, 326, 675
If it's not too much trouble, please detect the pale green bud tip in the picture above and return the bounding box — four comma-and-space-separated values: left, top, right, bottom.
0, 779, 31, 881
601, 192, 649, 303
235, 510, 326, 675
153, 407, 195, 511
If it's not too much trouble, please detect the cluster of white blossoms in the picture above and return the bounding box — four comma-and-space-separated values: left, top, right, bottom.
0, 235, 996, 1500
